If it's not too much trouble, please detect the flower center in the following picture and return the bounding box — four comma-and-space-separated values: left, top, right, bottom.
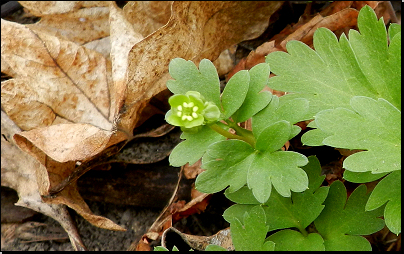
176, 102, 200, 121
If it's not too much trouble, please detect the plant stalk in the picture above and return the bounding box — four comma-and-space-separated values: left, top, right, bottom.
209, 123, 255, 147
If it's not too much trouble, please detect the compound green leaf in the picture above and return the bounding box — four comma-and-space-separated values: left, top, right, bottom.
314, 181, 385, 251
316, 96, 401, 174
248, 150, 308, 202
267, 230, 324, 251
366, 171, 401, 235
221, 70, 250, 119
169, 125, 226, 167
230, 205, 275, 251
196, 139, 255, 193
266, 6, 400, 118
224, 156, 327, 232
196, 130, 308, 203
167, 58, 221, 107
231, 63, 272, 123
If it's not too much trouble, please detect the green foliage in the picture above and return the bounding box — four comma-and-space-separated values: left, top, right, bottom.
314, 97, 400, 174
154, 246, 179, 251
314, 181, 385, 251
365, 171, 401, 235
230, 205, 275, 251
163, 5, 400, 251
169, 124, 226, 167
196, 137, 309, 203
224, 156, 385, 251
204, 245, 227, 251
266, 5, 401, 234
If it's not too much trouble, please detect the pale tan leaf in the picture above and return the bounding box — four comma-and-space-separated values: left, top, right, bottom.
1, 19, 113, 130
1, 18, 128, 231
1, 111, 88, 250
123, 1, 172, 37
19, 1, 109, 16
109, 1, 144, 119
83, 36, 111, 59
26, 7, 110, 45
120, 1, 284, 131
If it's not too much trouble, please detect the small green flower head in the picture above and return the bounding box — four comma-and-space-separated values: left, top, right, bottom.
165, 91, 221, 130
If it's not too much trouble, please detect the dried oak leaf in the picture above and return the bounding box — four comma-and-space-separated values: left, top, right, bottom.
123, 1, 173, 38
18, 1, 109, 16
1, 5, 129, 231
1, 1, 283, 232
1, 111, 86, 250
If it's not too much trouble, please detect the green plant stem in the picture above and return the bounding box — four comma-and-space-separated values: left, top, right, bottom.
226, 120, 256, 143
209, 123, 255, 147
296, 224, 308, 237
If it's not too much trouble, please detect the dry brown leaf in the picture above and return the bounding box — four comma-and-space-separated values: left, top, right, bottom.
183, 159, 204, 180
161, 227, 234, 251
1, 111, 87, 250
1, 1, 283, 235
120, 1, 284, 131
1, 14, 128, 231
123, 1, 173, 37
19, 1, 109, 16
26, 7, 110, 45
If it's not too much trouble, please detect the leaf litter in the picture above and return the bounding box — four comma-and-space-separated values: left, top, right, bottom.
1, 1, 400, 251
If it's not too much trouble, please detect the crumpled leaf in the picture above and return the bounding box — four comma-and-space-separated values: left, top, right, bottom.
1, 1, 283, 232
314, 181, 385, 251
25, 6, 110, 45
1, 111, 87, 250
1, 3, 133, 231
123, 1, 172, 38
18, 1, 109, 16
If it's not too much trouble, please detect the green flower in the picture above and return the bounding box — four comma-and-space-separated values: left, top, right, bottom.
165, 91, 221, 131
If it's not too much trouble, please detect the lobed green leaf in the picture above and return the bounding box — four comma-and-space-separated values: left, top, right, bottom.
169, 125, 226, 167
224, 156, 327, 232
267, 230, 324, 251
316, 96, 401, 174
365, 171, 401, 235
230, 205, 275, 251
167, 58, 221, 107
314, 181, 385, 251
